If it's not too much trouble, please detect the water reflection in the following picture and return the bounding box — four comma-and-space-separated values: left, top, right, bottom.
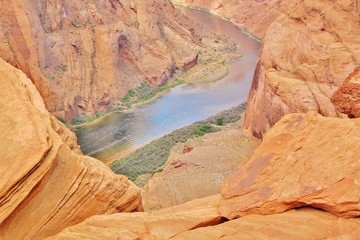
77, 7, 261, 163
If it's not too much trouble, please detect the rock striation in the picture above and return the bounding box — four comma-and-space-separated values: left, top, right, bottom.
48, 111, 360, 239
0, 58, 142, 240
244, 0, 360, 137
221, 112, 360, 219
177, 0, 360, 137
0, 0, 233, 121
175, 0, 302, 38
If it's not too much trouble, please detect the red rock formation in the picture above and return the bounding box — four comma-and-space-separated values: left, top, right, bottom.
244, 0, 360, 137
332, 66, 360, 118
0, 0, 229, 121
0, 58, 142, 239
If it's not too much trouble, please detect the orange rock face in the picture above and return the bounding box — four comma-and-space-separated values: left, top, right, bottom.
48, 112, 360, 239
0, 0, 230, 121
221, 112, 360, 219
175, 0, 302, 38
244, 0, 360, 137
47, 195, 223, 240
0, 58, 142, 239
47, 203, 360, 239
332, 66, 360, 118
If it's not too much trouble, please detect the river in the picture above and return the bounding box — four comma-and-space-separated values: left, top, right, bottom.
76, 6, 261, 163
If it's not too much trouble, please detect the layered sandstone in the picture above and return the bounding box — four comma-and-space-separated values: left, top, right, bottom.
0, 58, 142, 239
0, 0, 234, 121
174, 0, 301, 38
48, 203, 360, 239
49, 111, 360, 239
221, 112, 360, 219
245, 0, 360, 137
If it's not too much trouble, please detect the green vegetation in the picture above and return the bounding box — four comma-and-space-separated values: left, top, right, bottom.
116, 79, 185, 109
193, 124, 212, 136
59, 64, 68, 72
110, 103, 246, 182
215, 117, 224, 126
71, 112, 101, 125
71, 21, 79, 28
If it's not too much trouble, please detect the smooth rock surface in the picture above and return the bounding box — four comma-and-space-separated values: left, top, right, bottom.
47, 195, 223, 240
0, 58, 142, 239
173, 208, 360, 240
221, 112, 360, 219
48, 204, 360, 239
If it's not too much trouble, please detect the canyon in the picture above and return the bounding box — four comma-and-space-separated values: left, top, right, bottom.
179, 0, 360, 137
1, 0, 360, 239
0, 0, 234, 121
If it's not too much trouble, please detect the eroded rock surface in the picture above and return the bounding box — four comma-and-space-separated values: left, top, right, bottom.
47, 195, 223, 240
221, 112, 360, 219
0, 58, 142, 239
332, 66, 360, 118
175, 0, 301, 38
244, 0, 360, 137
0, 0, 234, 121
48, 112, 360, 239
48, 203, 360, 239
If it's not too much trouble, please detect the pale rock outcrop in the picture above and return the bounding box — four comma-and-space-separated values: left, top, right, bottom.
244, 0, 360, 137
0, 58, 142, 239
142, 123, 258, 210
220, 112, 360, 219
0, 0, 233, 121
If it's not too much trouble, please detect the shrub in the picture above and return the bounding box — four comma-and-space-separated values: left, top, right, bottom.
193, 124, 212, 136
216, 117, 224, 126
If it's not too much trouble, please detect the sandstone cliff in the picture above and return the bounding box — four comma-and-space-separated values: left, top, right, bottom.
174, 0, 302, 38
0, 0, 233, 121
245, 0, 360, 137
0, 58, 142, 239
48, 112, 360, 239
177, 0, 360, 137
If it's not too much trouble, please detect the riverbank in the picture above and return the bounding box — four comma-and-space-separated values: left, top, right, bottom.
173, 2, 262, 42
142, 113, 259, 210
76, 6, 260, 164
110, 104, 247, 184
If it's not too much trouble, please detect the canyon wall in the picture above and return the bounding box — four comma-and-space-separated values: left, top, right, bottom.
0, 58, 142, 240
245, 0, 360, 137
176, 0, 360, 137
175, 0, 302, 38
48, 112, 360, 239
0, 0, 229, 121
